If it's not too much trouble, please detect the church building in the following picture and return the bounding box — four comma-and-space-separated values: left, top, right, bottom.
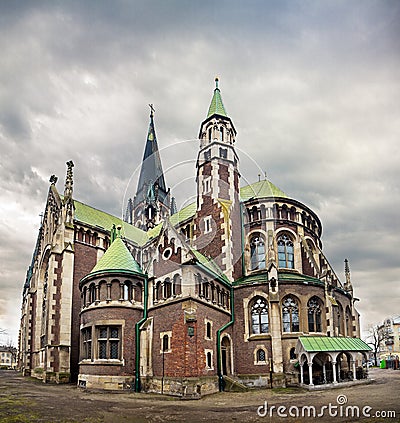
18, 79, 370, 396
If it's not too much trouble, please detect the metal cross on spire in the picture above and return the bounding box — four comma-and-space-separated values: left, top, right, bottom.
149, 103, 155, 117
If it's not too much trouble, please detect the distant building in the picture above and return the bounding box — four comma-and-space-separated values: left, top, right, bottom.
0, 346, 17, 369
19, 79, 370, 396
378, 316, 400, 360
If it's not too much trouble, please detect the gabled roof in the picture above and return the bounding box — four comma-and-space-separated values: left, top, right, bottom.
207, 78, 228, 118
82, 237, 144, 281
299, 336, 371, 352
240, 179, 287, 201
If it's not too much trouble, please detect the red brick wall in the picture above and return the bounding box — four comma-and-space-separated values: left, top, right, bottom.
80, 306, 142, 376
149, 299, 230, 377
232, 284, 272, 375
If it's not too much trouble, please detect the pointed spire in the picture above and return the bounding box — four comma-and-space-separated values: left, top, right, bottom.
207, 77, 228, 118
134, 106, 168, 207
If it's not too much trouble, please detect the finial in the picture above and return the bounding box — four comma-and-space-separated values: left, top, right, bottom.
215, 77, 219, 89
49, 175, 58, 185
149, 103, 155, 118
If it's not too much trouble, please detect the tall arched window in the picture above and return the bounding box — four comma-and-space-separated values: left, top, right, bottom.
123, 282, 131, 301
250, 235, 266, 270
277, 234, 294, 268
336, 302, 344, 335
345, 307, 352, 336
250, 296, 269, 334
282, 296, 299, 332
307, 297, 322, 332
164, 278, 172, 299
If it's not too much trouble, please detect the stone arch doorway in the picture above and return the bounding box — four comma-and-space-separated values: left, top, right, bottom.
221, 336, 231, 376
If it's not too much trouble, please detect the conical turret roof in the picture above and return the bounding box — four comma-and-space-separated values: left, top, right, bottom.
207, 77, 228, 118
82, 236, 144, 282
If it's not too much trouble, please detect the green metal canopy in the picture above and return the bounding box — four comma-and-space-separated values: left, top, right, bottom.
299, 336, 371, 352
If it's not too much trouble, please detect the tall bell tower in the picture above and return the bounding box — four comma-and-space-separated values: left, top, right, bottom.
194, 78, 242, 281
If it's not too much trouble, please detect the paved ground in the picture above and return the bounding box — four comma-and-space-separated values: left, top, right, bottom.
0, 368, 399, 422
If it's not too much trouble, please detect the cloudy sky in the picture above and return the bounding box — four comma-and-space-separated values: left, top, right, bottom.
0, 0, 399, 345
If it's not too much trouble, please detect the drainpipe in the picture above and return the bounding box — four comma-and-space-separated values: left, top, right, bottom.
216, 285, 234, 391
135, 273, 148, 392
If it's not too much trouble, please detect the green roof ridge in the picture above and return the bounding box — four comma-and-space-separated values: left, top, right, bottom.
240, 179, 287, 201
88, 237, 144, 276
207, 78, 228, 118
190, 248, 230, 284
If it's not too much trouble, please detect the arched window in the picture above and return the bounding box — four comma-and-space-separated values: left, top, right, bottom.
346, 307, 352, 336
206, 321, 212, 339
206, 351, 212, 368
162, 334, 169, 352
250, 296, 269, 334
307, 297, 322, 332
164, 278, 172, 299
290, 347, 297, 360
337, 302, 344, 335
256, 349, 266, 362
250, 235, 266, 270
277, 234, 294, 268
282, 296, 299, 332
88, 284, 96, 304
123, 282, 131, 301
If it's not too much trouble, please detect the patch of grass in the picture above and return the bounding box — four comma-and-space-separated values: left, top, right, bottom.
0, 394, 39, 423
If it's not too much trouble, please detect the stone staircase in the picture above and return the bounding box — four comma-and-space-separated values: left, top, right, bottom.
222, 375, 249, 392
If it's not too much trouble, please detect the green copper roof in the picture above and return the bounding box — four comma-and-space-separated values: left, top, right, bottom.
191, 248, 230, 284
207, 78, 228, 118
87, 237, 144, 277
74, 200, 148, 246
299, 336, 371, 352
240, 180, 287, 201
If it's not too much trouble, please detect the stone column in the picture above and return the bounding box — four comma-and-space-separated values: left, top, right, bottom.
323, 363, 327, 383
332, 361, 337, 384
308, 362, 313, 386
106, 282, 111, 302
300, 363, 304, 384
351, 360, 357, 380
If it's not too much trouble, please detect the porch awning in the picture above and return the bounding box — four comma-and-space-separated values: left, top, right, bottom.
298, 336, 371, 353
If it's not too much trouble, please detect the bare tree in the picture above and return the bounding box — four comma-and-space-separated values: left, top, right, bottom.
365, 324, 389, 366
